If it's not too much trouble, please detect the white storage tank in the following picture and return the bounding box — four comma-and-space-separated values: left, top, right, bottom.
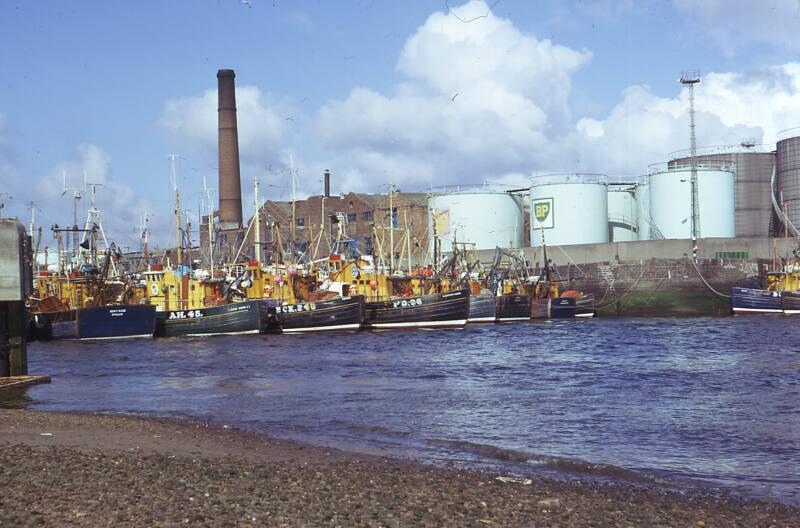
428, 185, 525, 253
648, 162, 735, 239
635, 178, 651, 240
530, 174, 608, 246
607, 182, 638, 242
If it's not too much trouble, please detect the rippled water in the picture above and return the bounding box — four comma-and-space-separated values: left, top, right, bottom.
7, 318, 800, 505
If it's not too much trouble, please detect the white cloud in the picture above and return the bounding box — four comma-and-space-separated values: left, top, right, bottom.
28, 144, 165, 251
160, 86, 293, 168
573, 64, 800, 175
315, 0, 800, 186
673, 0, 800, 54
315, 0, 592, 188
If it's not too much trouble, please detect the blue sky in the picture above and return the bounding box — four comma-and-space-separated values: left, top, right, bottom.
2, 0, 800, 249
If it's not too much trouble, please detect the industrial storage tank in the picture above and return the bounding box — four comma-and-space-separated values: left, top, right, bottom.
607, 182, 638, 242
648, 162, 735, 240
635, 177, 651, 240
669, 144, 775, 237
530, 174, 608, 246
427, 184, 525, 253
777, 129, 800, 232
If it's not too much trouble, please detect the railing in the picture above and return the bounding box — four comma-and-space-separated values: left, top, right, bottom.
668, 143, 769, 159
427, 182, 523, 196
777, 127, 800, 141
531, 173, 608, 186
648, 160, 735, 174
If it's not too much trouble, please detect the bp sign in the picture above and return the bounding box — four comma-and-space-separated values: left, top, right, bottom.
533, 198, 554, 229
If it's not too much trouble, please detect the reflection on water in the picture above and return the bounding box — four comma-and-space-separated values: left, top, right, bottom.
7, 318, 800, 506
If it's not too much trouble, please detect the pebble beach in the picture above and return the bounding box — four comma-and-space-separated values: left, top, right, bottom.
1, 409, 798, 527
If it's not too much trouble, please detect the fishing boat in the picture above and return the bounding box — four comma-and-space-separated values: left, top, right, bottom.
489, 250, 533, 323
468, 293, 497, 323
730, 267, 798, 314
532, 293, 596, 319
495, 293, 531, 322
154, 300, 278, 337
363, 288, 470, 330
47, 304, 157, 340
529, 234, 597, 320
273, 294, 365, 333
731, 287, 783, 314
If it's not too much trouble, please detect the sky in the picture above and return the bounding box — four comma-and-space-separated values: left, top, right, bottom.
2, 0, 800, 250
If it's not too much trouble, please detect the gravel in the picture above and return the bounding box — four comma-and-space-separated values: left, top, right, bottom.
1, 409, 797, 527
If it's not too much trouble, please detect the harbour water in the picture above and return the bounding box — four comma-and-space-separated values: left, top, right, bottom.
5, 318, 799, 506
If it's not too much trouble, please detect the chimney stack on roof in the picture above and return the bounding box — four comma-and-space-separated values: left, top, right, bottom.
217, 68, 243, 229
324, 169, 331, 198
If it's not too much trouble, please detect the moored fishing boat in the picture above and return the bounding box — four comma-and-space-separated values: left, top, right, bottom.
364, 288, 470, 330
495, 294, 531, 322
532, 294, 596, 319
42, 304, 157, 340
274, 294, 365, 333
731, 287, 782, 314
155, 300, 278, 337
468, 293, 496, 323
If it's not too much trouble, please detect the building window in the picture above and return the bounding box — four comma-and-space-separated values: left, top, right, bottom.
296, 217, 305, 226
362, 210, 372, 221
392, 207, 398, 228
347, 213, 357, 222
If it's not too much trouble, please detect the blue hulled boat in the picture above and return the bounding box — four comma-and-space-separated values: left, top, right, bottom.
730, 287, 782, 314
48, 304, 157, 340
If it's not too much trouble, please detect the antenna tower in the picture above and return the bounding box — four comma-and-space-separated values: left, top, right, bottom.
81, 178, 118, 275
680, 71, 701, 260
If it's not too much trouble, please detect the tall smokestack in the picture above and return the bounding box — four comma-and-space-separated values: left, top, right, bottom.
324, 169, 331, 198
217, 69, 243, 228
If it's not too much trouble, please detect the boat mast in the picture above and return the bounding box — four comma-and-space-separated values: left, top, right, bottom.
290, 154, 297, 265
203, 176, 215, 277
404, 209, 412, 273
254, 175, 261, 265
389, 185, 395, 273
169, 154, 182, 268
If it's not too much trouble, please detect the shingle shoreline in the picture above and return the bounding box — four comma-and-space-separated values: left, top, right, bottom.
1, 409, 797, 527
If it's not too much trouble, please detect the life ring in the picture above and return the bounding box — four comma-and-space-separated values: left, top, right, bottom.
150, 283, 159, 296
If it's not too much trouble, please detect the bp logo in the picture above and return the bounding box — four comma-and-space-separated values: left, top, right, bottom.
533, 198, 554, 228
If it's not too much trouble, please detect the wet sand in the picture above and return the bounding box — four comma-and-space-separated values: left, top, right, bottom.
1, 409, 797, 527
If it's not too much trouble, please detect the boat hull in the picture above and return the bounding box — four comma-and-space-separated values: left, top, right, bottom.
468, 294, 497, 323
155, 300, 275, 337
532, 294, 596, 319
46, 305, 157, 340
495, 294, 531, 322
364, 289, 469, 329
781, 290, 800, 315
731, 287, 782, 314
275, 295, 364, 333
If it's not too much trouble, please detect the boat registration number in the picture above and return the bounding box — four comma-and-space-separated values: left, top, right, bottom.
168, 310, 204, 319
392, 298, 423, 308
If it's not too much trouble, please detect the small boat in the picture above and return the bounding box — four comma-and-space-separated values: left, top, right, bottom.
730, 287, 782, 314
364, 289, 470, 330
46, 304, 157, 340
274, 295, 365, 333
468, 293, 497, 323
495, 294, 531, 322
155, 300, 278, 337
532, 292, 596, 319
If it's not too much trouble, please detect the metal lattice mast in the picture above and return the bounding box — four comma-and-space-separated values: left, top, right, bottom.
681, 72, 701, 260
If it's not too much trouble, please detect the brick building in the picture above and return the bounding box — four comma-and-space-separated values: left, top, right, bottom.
247, 190, 430, 266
